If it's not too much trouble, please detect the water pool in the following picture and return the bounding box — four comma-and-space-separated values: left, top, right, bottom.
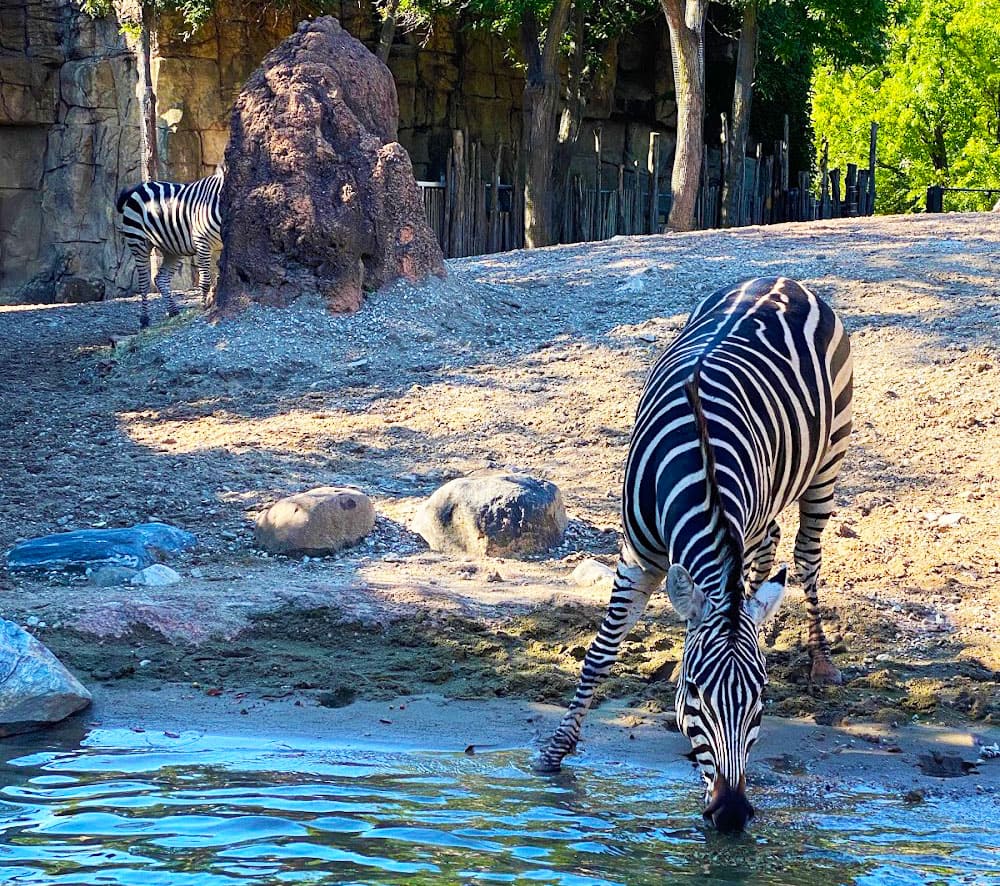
0, 728, 996, 885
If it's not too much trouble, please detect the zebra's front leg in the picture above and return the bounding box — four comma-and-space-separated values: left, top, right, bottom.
154, 253, 181, 318
536, 554, 662, 772
749, 519, 781, 592
795, 473, 842, 685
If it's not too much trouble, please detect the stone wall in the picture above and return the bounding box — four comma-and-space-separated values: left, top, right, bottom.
1, 1, 684, 303
1, 0, 141, 301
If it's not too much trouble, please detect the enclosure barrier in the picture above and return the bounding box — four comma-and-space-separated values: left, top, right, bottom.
420, 122, 879, 259
926, 185, 1000, 213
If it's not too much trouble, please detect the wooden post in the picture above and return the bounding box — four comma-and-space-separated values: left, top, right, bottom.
648, 132, 661, 234
926, 185, 943, 213
593, 126, 602, 241
867, 121, 878, 215
489, 141, 503, 252
845, 162, 858, 217
830, 167, 842, 218
616, 163, 625, 234
820, 138, 830, 219
781, 114, 790, 192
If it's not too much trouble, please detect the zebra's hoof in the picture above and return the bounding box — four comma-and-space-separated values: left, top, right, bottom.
810, 659, 843, 686
533, 756, 563, 774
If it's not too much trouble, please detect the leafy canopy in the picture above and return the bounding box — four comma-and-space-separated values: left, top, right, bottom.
812, 0, 1000, 213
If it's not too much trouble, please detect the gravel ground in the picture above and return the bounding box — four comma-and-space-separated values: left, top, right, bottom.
1, 212, 998, 732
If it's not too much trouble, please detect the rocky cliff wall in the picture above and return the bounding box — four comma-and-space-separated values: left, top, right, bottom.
1, 1, 681, 303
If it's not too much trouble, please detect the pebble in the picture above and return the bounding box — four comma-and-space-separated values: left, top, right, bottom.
130, 564, 182, 586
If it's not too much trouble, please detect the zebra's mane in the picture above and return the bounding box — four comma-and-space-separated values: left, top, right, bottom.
682, 363, 744, 633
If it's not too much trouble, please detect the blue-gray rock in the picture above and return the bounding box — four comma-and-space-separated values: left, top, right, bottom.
91, 565, 140, 587
6, 523, 196, 574
414, 470, 567, 558
0, 618, 92, 736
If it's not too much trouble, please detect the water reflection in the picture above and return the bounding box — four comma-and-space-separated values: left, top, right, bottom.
0, 729, 995, 885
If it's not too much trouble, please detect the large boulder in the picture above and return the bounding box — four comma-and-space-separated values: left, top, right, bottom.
255, 486, 376, 555
414, 471, 567, 558
213, 16, 445, 316
6, 522, 196, 574
0, 618, 92, 736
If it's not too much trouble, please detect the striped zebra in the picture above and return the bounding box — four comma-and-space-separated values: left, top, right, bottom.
116, 166, 224, 327
537, 277, 853, 833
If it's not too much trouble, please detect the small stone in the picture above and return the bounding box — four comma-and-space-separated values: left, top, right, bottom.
130, 564, 182, 586
570, 558, 615, 588
91, 566, 139, 587
936, 512, 966, 528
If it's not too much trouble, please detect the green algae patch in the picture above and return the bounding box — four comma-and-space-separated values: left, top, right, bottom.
40, 602, 999, 726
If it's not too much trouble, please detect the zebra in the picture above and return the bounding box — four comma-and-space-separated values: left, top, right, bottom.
537, 277, 853, 833
116, 165, 224, 328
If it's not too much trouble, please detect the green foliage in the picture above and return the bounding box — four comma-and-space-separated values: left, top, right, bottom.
812, 0, 1000, 213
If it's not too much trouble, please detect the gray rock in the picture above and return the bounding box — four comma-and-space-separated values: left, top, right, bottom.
130, 564, 182, 586
255, 487, 376, 555
413, 470, 567, 558
0, 618, 92, 736
91, 565, 139, 587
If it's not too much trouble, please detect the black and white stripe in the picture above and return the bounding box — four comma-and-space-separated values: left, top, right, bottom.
116, 167, 224, 327
538, 277, 853, 832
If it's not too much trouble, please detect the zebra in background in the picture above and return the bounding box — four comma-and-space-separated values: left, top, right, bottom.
537, 277, 853, 833
116, 165, 224, 327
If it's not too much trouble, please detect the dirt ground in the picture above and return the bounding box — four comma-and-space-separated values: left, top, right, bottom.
1, 213, 999, 770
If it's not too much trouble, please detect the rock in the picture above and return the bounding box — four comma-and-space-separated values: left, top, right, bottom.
6, 522, 196, 573
213, 16, 445, 317
571, 558, 615, 588
91, 565, 139, 586
57, 275, 104, 303
917, 751, 978, 778
255, 487, 376, 555
413, 470, 567, 557
130, 564, 182, 586
0, 618, 92, 736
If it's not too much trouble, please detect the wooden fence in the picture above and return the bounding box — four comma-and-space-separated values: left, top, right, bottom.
419, 123, 878, 259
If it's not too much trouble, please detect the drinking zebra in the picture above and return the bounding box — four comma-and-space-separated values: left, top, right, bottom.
116, 166, 224, 327
537, 277, 853, 832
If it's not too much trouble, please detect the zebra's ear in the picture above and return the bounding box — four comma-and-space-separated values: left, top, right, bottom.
667, 564, 705, 625
747, 565, 788, 626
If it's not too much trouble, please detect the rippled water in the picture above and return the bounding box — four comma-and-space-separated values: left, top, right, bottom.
0, 729, 996, 885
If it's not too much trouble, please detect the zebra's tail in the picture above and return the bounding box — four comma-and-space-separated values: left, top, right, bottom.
115, 183, 144, 214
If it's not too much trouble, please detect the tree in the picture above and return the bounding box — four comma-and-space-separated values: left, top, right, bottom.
658, 0, 709, 231
813, 0, 1000, 213
82, 0, 165, 180
720, 0, 891, 225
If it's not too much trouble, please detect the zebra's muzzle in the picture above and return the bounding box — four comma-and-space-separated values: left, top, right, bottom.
702, 773, 754, 833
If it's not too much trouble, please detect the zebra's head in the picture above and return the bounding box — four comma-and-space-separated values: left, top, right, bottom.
667, 561, 787, 832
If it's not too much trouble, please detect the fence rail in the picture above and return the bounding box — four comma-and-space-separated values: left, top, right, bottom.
420, 122, 879, 259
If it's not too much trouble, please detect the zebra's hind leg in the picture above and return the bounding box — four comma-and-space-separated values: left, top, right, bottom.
154, 253, 181, 318
795, 457, 847, 686
536, 550, 663, 772
132, 243, 153, 329
194, 239, 213, 303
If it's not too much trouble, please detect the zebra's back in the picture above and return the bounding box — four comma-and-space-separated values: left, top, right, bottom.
624, 277, 852, 575
118, 174, 223, 258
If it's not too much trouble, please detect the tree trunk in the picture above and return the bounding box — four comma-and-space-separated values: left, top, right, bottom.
376, 0, 399, 63
721, 1, 758, 227
660, 0, 708, 232
137, 3, 158, 181
520, 0, 573, 249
